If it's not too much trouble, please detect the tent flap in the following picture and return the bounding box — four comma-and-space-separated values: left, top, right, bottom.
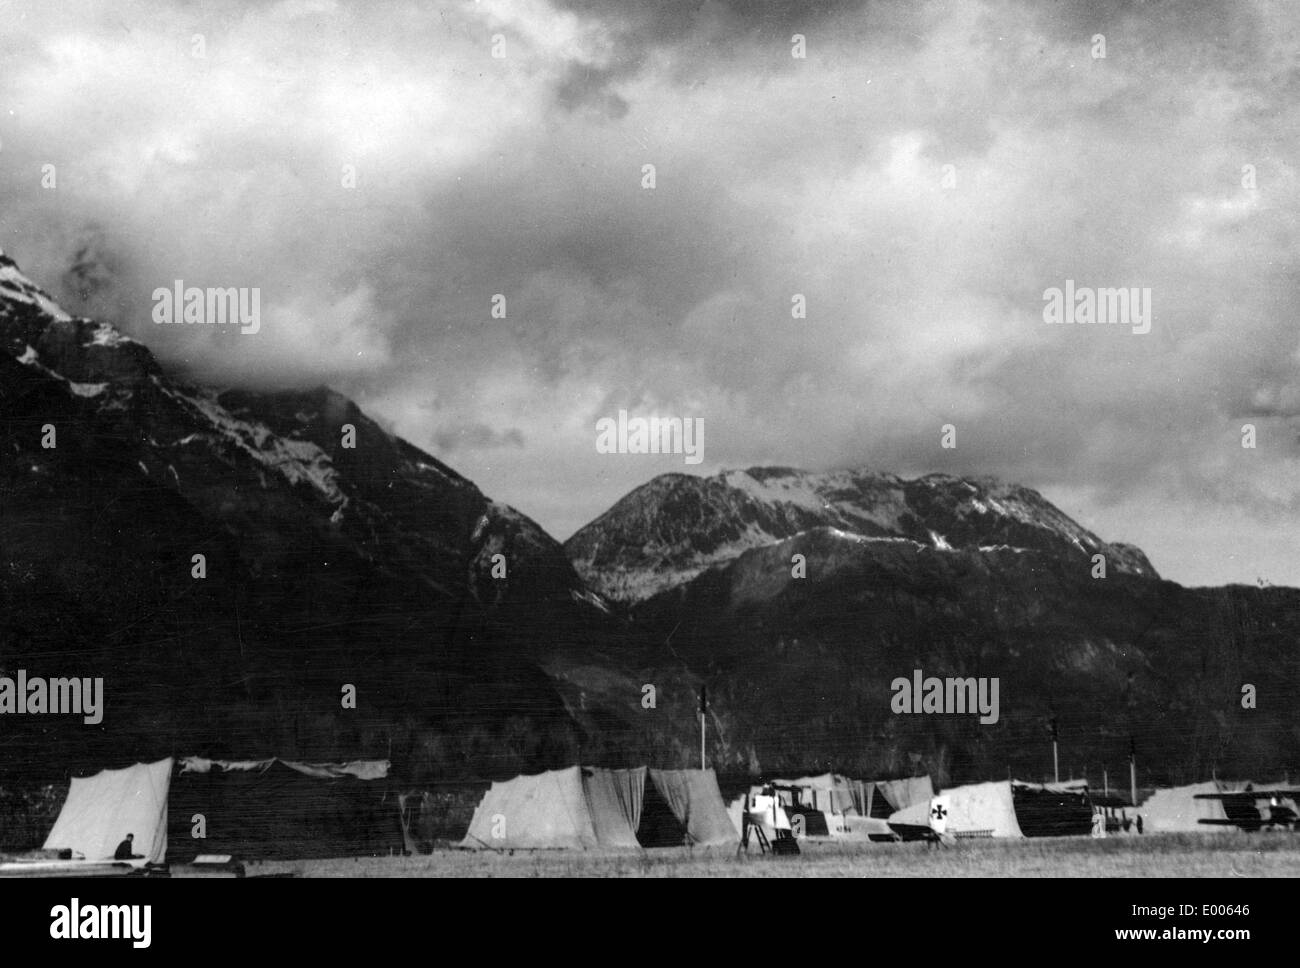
875, 776, 935, 813
583, 767, 645, 848
647, 769, 738, 847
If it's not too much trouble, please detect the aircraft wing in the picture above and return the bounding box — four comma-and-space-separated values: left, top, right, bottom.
886, 822, 939, 842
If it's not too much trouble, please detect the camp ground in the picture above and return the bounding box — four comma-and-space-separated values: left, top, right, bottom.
6, 755, 1299, 878
458, 766, 737, 850
1, 755, 399, 876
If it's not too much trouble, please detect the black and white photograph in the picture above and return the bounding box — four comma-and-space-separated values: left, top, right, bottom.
0, 0, 1295, 944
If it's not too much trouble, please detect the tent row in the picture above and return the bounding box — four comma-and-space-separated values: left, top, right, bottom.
459, 766, 737, 850
43, 757, 1293, 866
888, 776, 1300, 839
41, 757, 403, 865
886, 777, 1300, 840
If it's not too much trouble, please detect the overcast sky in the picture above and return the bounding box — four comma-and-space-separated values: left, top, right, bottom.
1, 0, 1297, 587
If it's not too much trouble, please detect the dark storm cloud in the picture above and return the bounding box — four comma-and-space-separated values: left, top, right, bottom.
1, 0, 1297, 587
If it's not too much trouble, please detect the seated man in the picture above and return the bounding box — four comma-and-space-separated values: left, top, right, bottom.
114, 833, 143, 861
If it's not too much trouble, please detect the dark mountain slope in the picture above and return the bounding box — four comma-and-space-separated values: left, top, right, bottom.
564, 481, 1299, 786
0, 252, 637, 782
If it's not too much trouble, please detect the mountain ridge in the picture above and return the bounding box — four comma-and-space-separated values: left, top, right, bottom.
565, 465, 1158, 603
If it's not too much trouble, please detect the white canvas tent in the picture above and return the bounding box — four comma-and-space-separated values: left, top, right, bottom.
1140, 781, 1233, 832
40, 755, 396, 865
901, 779, 1093, 839
928, 780, 1023, 838
871, 776, 935, 817
1134, 780, 1296, 833
647, 768, 737, 847
459, 766, 736, 850
459, 766, 631, 850
42, 758, 173, 865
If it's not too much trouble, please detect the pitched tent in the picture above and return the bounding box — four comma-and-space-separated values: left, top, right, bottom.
1140, 781, 1237, 833
871, 776, 935, 818
930, 780, 1023, 838
459, 767, 643, 850
645, 769, 738, 847
459, 767, 736, 849
166, 757, 401, 861
43, 758, 173, 865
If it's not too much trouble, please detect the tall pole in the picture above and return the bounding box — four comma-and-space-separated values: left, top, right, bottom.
1129, 737, 1137, 807
1104, 767, 1109, 798
699, 685, 707, 770
1050, 717, 1060, 784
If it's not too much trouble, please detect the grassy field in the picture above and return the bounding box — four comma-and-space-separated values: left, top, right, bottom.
244, 832, 1300, 878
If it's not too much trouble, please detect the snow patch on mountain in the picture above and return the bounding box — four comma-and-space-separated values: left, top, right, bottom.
0, 257, 72, 322
929, 531, 953, 551
725, 466, 912, 534
722, 468, 831, 512
11, 340, 120, 401
156, 380, 347, 508
87, 321, 134, 347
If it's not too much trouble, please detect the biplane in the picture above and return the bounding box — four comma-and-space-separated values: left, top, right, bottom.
1193, 787, 1300, 831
